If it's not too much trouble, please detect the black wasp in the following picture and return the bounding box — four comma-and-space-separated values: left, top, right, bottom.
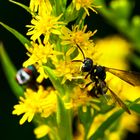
73, 44, 140, 114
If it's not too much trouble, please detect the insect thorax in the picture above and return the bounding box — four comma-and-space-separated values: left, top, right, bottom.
90, 65, 106, 82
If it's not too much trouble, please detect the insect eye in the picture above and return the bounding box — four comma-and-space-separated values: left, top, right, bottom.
82, 58, 93, 72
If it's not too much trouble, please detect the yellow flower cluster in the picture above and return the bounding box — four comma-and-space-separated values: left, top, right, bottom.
23, 0, 98, 84
14, 0, 101, 127
11, 0, 140, 139
12, 86, 57, 125
12, 85, 97, 126
61, 25, 97, 59
65, 86, 100, 111
23, 42, 62, 82
27, 0, 64, 44
34, 124, 50, 139
72, 0, 101, 16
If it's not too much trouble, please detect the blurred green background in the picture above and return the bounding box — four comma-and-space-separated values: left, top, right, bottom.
0, 0, 140, 139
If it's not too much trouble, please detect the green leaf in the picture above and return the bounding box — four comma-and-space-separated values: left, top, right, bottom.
56, 95, 72, 140
9, 0, 34, 15
50, 0, 67, 16
0, 22, 31, 47
43, 66, 65, 95
0, 43, 24, 97
131, 104, 140, 114
89, 110, 123, 140
78, 106, 94, 138
129, 97, 140, 114
64, 2, 79, 23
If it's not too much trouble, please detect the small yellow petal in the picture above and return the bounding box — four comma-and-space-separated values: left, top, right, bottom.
34, 125, 50, 139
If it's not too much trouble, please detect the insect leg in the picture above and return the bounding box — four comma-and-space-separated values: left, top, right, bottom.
85, 72, 91, 79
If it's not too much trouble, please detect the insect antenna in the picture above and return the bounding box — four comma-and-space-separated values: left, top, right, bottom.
76, 44, 85, 60
71, 44, 85, 63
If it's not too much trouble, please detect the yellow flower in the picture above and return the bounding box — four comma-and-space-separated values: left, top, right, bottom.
119, 113, 139, 133
40, 88, 57, 118
29, 0, 42, 12
88, 111, 115, 138
65, 86, 100, 112
27, 0, 64, 44
24, 42, 54, 66
106, 113, 140, 140
12, 86, 57, 125
54, 59, 81, 84
107, 132, 122, 140
29, 0, 52, 13
94, 36, 130, 68
61, 25, 97, 59
72, 0, 100, 16
36, 66, 48, 83
34, 124, 50, 139
23, 42, 61, 82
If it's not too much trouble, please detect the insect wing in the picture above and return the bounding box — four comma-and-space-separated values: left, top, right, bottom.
105, 67, 140, 86
108, 87, 131, 114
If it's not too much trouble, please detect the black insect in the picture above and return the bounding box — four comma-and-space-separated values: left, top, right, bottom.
73, 44, 140, 114
16, 65, 39, 90
16, 65, 53, 90
16, 65, 37, 85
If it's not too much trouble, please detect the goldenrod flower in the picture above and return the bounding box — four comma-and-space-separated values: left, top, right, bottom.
119, 113, 139, 133
40, 87, 57, 118
29, 0, 52, 13
95, 36, 130, 68
36, 66, 48, 83
65, 86, 100, 112
27, 0, 64, 44
23, 42, 55, 66
26, 14, 63, 44
107, 132, 121, 140
34, 124, 50, 139
29, 0, 43, 12
54, 59, 81, 84
23, 42, 61, 82
12, 86, 57, 125
106, 113, 139, 140
88, 111, 114, 138
72, 0, 100, 16
61, 25, 97, 59
4, 0, 140, 140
